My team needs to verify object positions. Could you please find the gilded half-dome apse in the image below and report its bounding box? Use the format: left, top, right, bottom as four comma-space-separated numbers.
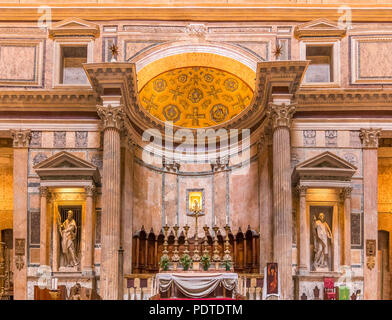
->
138, 66, 254, 128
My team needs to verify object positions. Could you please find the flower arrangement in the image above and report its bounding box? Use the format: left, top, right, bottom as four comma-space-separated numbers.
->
179, 254, 192, 271
159, 255, 170, 271
201, 254, 211, 271
223, 259, 232, 271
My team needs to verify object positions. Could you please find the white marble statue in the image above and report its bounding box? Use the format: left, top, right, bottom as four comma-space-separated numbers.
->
312, 212, 332, 270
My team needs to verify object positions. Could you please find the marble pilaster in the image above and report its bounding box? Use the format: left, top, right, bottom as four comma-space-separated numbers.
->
10, 129, 31, 300
297, 185, 308, 274
267, 98, 295, 300
360, 128, 381, 300
97, 104, 125, 300
340, 187, 352, 268
81, 185, 96, 275
39, 186, 50, 266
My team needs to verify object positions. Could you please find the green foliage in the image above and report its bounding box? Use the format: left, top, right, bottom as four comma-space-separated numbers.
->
179, 254, 192, 270
201, 254, 211, 270
223, 259, 232, 271
159, 255, 170, 271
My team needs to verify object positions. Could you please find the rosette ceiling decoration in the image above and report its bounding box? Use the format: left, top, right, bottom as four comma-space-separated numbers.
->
138, 66, 254, 128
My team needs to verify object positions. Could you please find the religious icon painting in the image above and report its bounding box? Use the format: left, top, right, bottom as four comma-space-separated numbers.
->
266, 262, 279, 295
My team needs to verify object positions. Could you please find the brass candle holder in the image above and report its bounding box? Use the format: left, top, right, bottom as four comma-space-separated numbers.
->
223, 224, 232, 262
162, 224, 170, 260
212, 225, 221, 262
172, 224, 180, 262
202, 225, 209, 256
183, 224, 190, 255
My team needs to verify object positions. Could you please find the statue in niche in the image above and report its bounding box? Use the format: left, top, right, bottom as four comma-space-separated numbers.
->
312, 212, 332, 270
57, 210, 79, 267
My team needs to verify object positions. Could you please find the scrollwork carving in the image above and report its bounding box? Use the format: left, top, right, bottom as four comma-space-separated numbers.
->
10, 129, 31, 148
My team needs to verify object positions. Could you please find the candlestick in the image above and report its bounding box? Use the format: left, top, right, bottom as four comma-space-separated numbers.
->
183, 224, 190, 256
162, 224, 170, 260
202, 225, 210, 256
172, 224, 180, 262
223, 224, 232, 262
212, 225, 221, 262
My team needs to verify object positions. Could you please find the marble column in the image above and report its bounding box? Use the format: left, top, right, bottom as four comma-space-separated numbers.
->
258, 132, 273, 273
81, 185, 96, 275
341, 187, 352, 268
39, 186, 50, 266
267, 99, 295, 300
10, 129, 31, 300
360, 128, 381, 300
297, 185, 308, 274
121, 135, 135, 298
97, 104, 125, 300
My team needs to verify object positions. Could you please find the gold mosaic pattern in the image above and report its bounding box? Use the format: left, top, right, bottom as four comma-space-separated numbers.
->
139, 66, 254, 128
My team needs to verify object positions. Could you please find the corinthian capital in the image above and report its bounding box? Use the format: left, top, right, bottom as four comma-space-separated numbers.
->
340, 186, 352, 200
10, 129, 31, 148
85, 185, 96, 197
97, 104, 125, 131
266, 102, 296, 131
360, 128, 381, 149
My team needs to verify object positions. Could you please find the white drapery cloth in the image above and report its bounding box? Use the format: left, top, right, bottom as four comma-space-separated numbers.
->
156, 272, 238, 299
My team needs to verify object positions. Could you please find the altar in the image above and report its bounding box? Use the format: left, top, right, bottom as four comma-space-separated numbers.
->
155, 272, 238, 299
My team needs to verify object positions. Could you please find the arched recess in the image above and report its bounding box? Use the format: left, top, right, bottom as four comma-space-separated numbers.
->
130, 41, 260, 91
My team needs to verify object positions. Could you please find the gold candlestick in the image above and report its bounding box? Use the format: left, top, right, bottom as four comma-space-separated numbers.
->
183, 224, 190, 255
223, 224, 232, 262
162, 224, 170, 260
172, 224, 180, 262
190, 206, 202, 262
212, 225, 221, 262
202, 225, 210, 256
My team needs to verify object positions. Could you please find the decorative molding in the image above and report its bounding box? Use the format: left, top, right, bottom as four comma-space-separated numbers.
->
266, 102, 296, 131
10, 129, 31, 148
359, 128, 381, 149
162, 157, 180, 173
293, 151, 357, 184
0, 90, 97, 111
294, 18, 347, 39
185, 23, 208, 38
49, 17, 100, 39
211, 156, 229, 172
297, 89, 392, 110
96, 104, 125, 131
34, 151, 100, 184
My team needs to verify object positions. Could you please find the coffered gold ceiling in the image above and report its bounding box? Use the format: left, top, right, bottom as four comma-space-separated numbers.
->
138, 66, 254, 128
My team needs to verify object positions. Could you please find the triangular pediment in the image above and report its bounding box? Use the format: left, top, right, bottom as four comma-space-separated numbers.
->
294, 18, 347, 39
294, 151, 356, 181
34, 151, 100, 183
49, 18, 100, 39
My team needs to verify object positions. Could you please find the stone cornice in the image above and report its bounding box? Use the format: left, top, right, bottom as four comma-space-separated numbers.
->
296, 89, 392, 110
0, 90, 98, 111
1, 5, 392, 22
